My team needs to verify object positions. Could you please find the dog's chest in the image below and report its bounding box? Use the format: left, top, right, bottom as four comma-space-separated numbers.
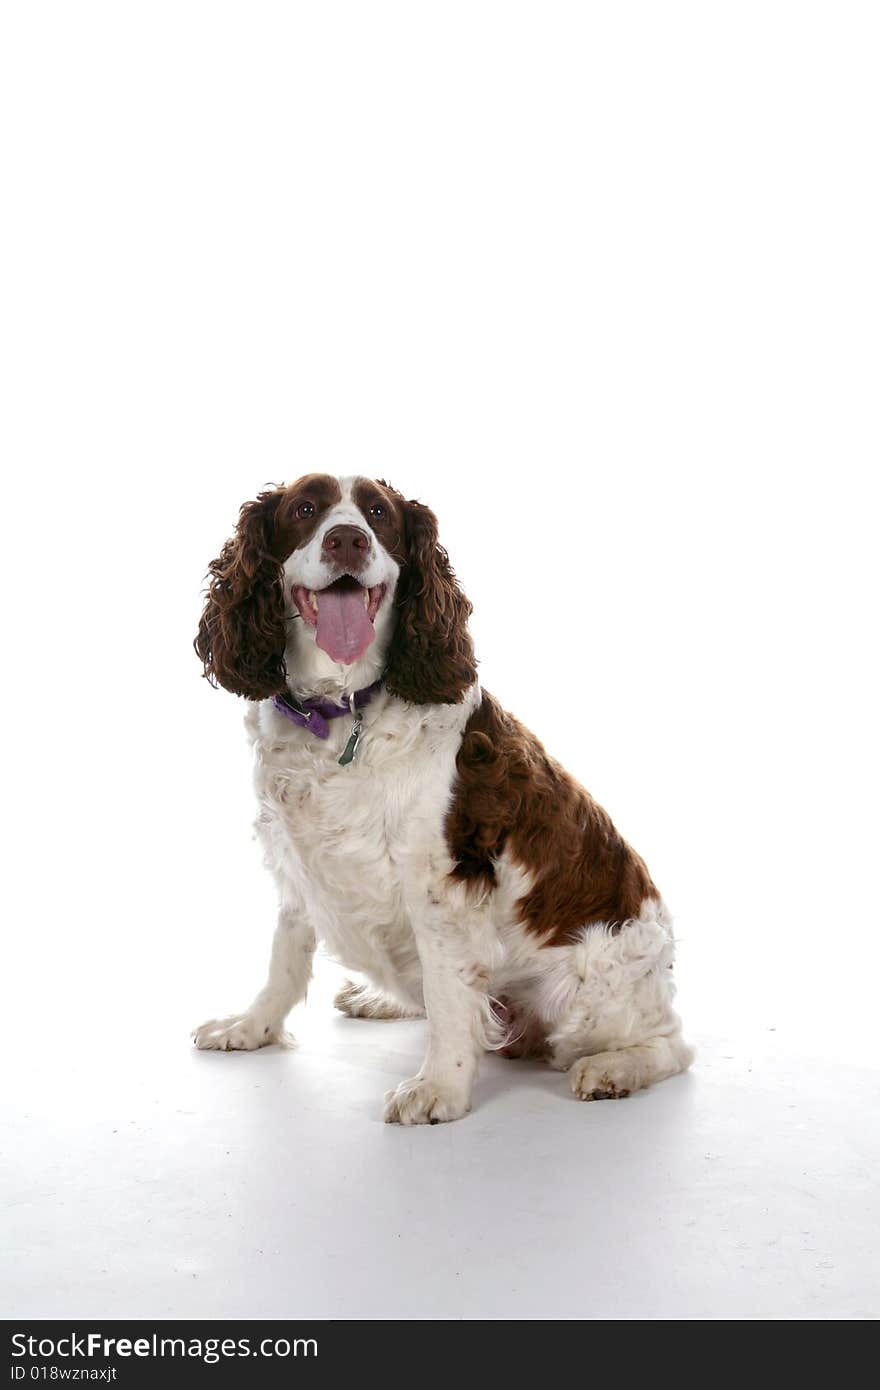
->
247, 693, 473, 951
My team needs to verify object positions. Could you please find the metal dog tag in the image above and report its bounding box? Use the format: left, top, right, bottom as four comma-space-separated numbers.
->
338, 707, 364, 767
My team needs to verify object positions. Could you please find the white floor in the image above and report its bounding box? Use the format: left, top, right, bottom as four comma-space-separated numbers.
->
3, 958, 877, 1321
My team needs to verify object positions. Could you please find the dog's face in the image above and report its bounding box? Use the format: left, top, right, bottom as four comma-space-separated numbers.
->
282, 475, 405, 674
195, 474, 476, 704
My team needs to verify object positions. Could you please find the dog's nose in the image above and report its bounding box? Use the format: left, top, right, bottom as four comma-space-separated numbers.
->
322, 524, 370, 570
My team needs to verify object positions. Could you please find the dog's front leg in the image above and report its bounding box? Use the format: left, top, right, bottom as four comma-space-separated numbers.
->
384, 882, 495, 1126
193, 904, 316, 1051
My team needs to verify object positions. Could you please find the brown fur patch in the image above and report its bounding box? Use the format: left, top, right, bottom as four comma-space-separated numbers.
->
351, 478, 407, 563
445, 692, 658, 945
367, 481, 477, 705
284, 474, 344, 547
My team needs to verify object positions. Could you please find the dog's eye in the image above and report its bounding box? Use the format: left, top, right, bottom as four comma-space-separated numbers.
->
369, 504, 385, 519
296, 501, 316, 520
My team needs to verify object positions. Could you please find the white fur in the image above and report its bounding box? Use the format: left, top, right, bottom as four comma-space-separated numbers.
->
195, 480, 692, 1122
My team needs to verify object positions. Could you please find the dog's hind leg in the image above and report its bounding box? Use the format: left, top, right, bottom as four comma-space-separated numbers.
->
334, 979, 424, 1020
536, 899, 694, 1101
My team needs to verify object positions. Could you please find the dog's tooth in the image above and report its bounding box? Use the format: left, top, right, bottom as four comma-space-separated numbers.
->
309, 591, 318, 610
362, 588, 370, 608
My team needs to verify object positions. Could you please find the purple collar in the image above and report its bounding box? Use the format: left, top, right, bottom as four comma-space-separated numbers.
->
271, 680, 383, 740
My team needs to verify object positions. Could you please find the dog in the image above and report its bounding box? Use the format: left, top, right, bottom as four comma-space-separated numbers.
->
193, 474, 692, 1123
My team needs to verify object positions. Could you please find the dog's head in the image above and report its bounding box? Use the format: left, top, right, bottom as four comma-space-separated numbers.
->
195, 475, 476, 703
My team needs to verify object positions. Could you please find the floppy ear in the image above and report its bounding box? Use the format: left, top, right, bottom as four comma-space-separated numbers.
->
194, 488, 290, 699
383, 496, 477, 704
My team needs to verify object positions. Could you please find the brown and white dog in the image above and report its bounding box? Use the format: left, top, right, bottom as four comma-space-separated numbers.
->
194, 475, 692, 1123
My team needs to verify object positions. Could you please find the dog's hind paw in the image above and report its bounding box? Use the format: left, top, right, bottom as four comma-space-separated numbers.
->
335, 980, 422, 1020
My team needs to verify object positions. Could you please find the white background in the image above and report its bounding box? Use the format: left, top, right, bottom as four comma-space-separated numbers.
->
2, 2, 878, 1321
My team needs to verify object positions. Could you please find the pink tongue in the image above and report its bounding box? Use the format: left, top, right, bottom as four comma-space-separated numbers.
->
315, 588, 375, 664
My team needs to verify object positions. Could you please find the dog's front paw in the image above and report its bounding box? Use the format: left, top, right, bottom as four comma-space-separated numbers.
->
192, 1014, 289, 1052
383, 1074, 471, 1126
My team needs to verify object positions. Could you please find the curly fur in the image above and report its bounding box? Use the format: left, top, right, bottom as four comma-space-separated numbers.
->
380, 489, 477, 705
194, 489, 291, 700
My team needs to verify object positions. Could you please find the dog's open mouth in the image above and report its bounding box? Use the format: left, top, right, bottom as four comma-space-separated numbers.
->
292, 575, 386, 665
